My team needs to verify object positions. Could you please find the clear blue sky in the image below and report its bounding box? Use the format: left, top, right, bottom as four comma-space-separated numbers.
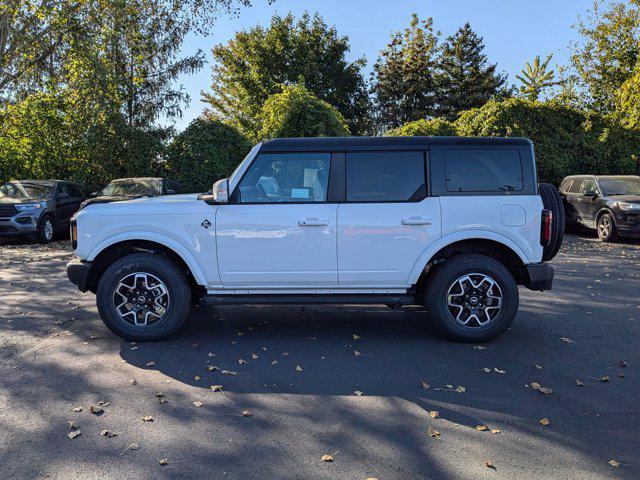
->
172, 0, 596, 131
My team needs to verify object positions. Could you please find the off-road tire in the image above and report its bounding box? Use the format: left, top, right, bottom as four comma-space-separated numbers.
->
424, 254, 519, 343
96, 253, 192, 341
539, 183, 564, 261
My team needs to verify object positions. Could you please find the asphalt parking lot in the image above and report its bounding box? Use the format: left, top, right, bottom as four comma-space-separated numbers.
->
0, 234, 638, 479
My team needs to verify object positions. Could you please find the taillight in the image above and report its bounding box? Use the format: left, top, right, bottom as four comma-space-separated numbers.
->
540, 209, 552, 246
70, 219, 77, 249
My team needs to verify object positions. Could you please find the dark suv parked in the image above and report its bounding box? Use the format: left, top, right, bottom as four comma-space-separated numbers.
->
560, 175, 640, 242
80, 177, 184, 210
0, 180, 87, 243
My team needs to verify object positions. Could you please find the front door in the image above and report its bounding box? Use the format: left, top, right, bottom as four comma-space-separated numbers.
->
576, 178, 599, 225
337, 150, 441, 286
216, 152, 338, 288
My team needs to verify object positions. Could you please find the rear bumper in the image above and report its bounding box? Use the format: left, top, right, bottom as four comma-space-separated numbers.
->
67, 258, 92, 292
524, 263, 554, 291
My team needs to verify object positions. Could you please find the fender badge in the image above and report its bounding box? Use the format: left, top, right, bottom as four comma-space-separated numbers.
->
201, 219, 212, 229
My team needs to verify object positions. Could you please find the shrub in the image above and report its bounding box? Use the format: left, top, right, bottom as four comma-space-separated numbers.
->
258, 84, 350, 140
385, 118, 458, 137
167, 117, 251, 193
454, 98, 639, 184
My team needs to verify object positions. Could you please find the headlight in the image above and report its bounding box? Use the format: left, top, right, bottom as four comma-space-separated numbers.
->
618, 202, 640, 211
15, 202, 44, 211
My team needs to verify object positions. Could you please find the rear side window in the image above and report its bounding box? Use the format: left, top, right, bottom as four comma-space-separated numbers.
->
445, 149, 523, 192
346, 151, 426, 202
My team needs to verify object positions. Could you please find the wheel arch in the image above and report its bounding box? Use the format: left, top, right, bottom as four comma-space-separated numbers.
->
410, 236, 529, 297
85, 236, 207, 295
595, 207, 615, 224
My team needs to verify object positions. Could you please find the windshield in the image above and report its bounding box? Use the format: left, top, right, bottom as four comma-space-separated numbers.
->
599, 177, 640, 195
0, 181, 54, 199
100, 179, 161, 197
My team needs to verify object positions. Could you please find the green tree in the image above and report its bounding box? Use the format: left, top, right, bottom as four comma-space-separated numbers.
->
571, 0, 640, 113
203, 13, 369, 138
616, 66, 640, 130
385, 117, 457, 137
257, 83, 349, 140
516, 54, 560, 101
371, 14, 441, 131
167, 117, 251, 193
437, 23, 508, 119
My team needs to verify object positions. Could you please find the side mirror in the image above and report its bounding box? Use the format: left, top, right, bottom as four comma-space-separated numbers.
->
584, 190, 598, 198
91, 191, 100, 197
212, 178, 229, 204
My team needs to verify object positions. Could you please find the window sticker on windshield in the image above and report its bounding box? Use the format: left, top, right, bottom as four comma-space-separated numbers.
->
291, 188, 310, 199
303, 169, 318, 188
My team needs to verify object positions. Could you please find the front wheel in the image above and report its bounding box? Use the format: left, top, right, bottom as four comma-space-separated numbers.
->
96, 253, 192, 341
424, 254, 519, 342
37, 215, 54, 243
597, 213, 619, 242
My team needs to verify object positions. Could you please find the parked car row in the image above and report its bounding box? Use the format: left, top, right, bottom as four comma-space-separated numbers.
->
0, 177, 184, 243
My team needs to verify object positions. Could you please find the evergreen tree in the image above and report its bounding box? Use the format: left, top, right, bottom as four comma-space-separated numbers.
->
371, 14, 441, 131
437, 23, 508, 119
516, 54, 560, 101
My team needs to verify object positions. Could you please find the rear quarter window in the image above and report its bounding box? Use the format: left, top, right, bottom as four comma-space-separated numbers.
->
445, 149, 524, 193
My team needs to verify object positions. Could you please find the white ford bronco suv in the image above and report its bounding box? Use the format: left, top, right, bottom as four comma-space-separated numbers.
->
67, 137, 563, 342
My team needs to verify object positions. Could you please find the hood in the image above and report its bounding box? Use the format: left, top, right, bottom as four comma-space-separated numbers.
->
609, 194, 640, 204
0, 196, 44, 204
79, 193, 200, 210
80, 195, 146, 209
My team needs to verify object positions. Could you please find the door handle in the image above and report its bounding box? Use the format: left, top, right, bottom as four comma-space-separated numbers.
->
298, 218, 329, 226
401, 217, 432, 226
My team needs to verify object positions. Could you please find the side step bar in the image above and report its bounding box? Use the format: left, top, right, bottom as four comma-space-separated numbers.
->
203, 294, 418, 306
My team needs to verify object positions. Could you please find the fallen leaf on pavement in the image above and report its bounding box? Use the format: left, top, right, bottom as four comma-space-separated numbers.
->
193, 401, 203, 408
272, 360, 278, 365
101, 430, 117, 437
321, 454, 334, 462
155, 392, 164, 398
68, 421, 78, 428
120, 443, 140, 455
354, 351, 361, 356
242, 410, 252, 417
296, 365, 303, 372
473, 345, 486, 350
539, 417, 550, 426
211, 385, 223, 392
455, 386, 466, 393
141, 415, 154, 422
485, 460, 496, 470
429, 411, 439, 419
68, 430, 81, 439
608, 460, 620, 468
491, 429, 501, 434
206, 365, 217, 371
72, 406, 82, 412
421, 381, 429, 389
494, 368, 506, 374
620, 361, 629, 368
220, 370, 237, 376
535, 364, 543, 370
159, 458, 169, 466
427, 426, 441, 438
89, 405, 104, 415
600, 376, 609, 382
251, 354, 258, 360
560, 337, 575, 344
354, 390, 363, 396
145, 361, 156, 367
530, 382, 552, 395
129, 379, 138, 385
194, 376, 201, 381
475, 425, 489, 431
352, 334, 361, 340
576, 379, 584, 386
482, 367, 491, 373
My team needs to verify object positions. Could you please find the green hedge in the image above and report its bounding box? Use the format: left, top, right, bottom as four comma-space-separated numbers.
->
167, 117, 251, 193
385, 118, 457, 137
387, 98, 639, 185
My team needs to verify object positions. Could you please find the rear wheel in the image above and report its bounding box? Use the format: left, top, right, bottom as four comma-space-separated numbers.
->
96, 253, 191, 341
597, 212, 619, 242
539, 183, 564, 261
424, 254, 519, 342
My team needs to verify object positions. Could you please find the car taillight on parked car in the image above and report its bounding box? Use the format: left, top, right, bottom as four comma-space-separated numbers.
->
540, 209, 552, 246
70, 219, 77, 249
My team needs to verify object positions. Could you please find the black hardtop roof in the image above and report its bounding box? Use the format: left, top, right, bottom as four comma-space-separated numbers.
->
564, 174, 640, 179
260, 136, 532, 152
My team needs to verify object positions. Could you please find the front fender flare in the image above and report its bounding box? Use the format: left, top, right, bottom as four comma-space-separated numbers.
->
87, 231, 208, 286
406, 230, 530, 285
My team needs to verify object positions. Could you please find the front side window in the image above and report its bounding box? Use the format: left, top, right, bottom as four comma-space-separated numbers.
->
599, 177, 640, 195
346, 151, 426, 202
580, 179, 597, 195
0, 181, 54, 199
445, 149, 524, 192
236, 153, 331, 203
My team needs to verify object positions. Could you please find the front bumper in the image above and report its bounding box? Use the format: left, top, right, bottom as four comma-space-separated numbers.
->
67, 258, 92, 292
0, 214, 39, 237
524, 263, 554, 291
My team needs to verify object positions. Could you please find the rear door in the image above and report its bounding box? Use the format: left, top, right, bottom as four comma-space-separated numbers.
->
337, 150, 441, 287
216, 151, 339, 288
